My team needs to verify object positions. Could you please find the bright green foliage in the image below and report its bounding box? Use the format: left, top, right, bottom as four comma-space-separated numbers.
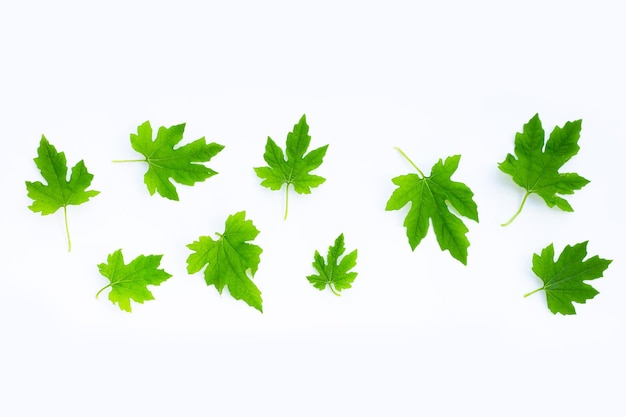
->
525, 241, 612, 315
386, 148, 479, 265
115, 121, 224, 200
307, 233, 358, 296
96, 249, 173, 313
186, 211, 263, 312
499, 114, 590, 225
254, 114, 328, 219
26, 136, 99, 251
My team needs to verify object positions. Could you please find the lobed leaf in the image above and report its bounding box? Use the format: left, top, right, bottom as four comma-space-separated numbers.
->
526, 241, 612, 315
25, 136, 99, 251
499, 114, 589, 224
254, 114, 328, 219
96, 249, 173, 313
307, 233, 358, 295
119, 121, 224, 200
386, 151, 478, 265
186, 211, 263, 312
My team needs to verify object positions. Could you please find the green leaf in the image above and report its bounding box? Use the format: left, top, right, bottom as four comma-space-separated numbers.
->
186, 211, 263, 312
25, 136, 99, 251
499, 114, 590, 225
524, 241, 612, 315
96, 249, 173, 313
254, 114, 328, 219
115, 121, 224, 200
307, 233, 358, 295
385, 148, 479, 265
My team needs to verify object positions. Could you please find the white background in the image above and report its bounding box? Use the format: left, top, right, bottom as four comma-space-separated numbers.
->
1, 1, 624, 415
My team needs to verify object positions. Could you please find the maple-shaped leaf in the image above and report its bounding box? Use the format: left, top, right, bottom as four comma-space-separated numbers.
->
96, 249, 173, 312
186, 211, 263, 312
26, 136, 99, 251
307, 233, 358, 295
114, 121, 224, 200
524, 241, 612, 315
499, 114, 590, 225
254, 114, 328, 219
385, 148, 479, 265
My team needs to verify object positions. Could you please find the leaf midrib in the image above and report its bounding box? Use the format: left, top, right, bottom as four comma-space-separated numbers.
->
526, 139, 564, 193
110, 262, 160, 287
543, 262, 602, 290
44, 143, 73, 205
219, 235, 258, 301
423, 174, 465, 255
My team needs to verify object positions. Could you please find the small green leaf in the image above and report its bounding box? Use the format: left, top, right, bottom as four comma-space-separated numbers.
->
254, 114, 328, 219
524, 241, 612, 315
96, 249, 173, 313
386, 148, 478, 265
186, 211, 264, 312
26, 136, 99, 251
499, 114, 590, 225
115, 121, 224, 200
307, 233, 358, 295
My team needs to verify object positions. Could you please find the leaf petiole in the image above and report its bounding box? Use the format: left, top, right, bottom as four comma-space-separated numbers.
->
284, 183, 290, 220
501, 191, 530, 226
95, 283, 112, 299
112, 159, 146, 163
524, 287, 543, 298
394, 147, 425, 177
329, 284, 341, 296
64, 206, 71, 252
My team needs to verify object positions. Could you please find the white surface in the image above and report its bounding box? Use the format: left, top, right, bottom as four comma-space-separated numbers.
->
1, 1, 624, 415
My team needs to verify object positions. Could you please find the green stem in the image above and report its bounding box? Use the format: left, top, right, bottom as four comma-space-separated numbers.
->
95, 283, 112, 299
394, 147, 425, 177
523, 287, 543, 298
284, 183, 290, 220
501, 191, 530, 226
64, 206, 71, 252
329, 284, 341, 296
112, 159, 145, 163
